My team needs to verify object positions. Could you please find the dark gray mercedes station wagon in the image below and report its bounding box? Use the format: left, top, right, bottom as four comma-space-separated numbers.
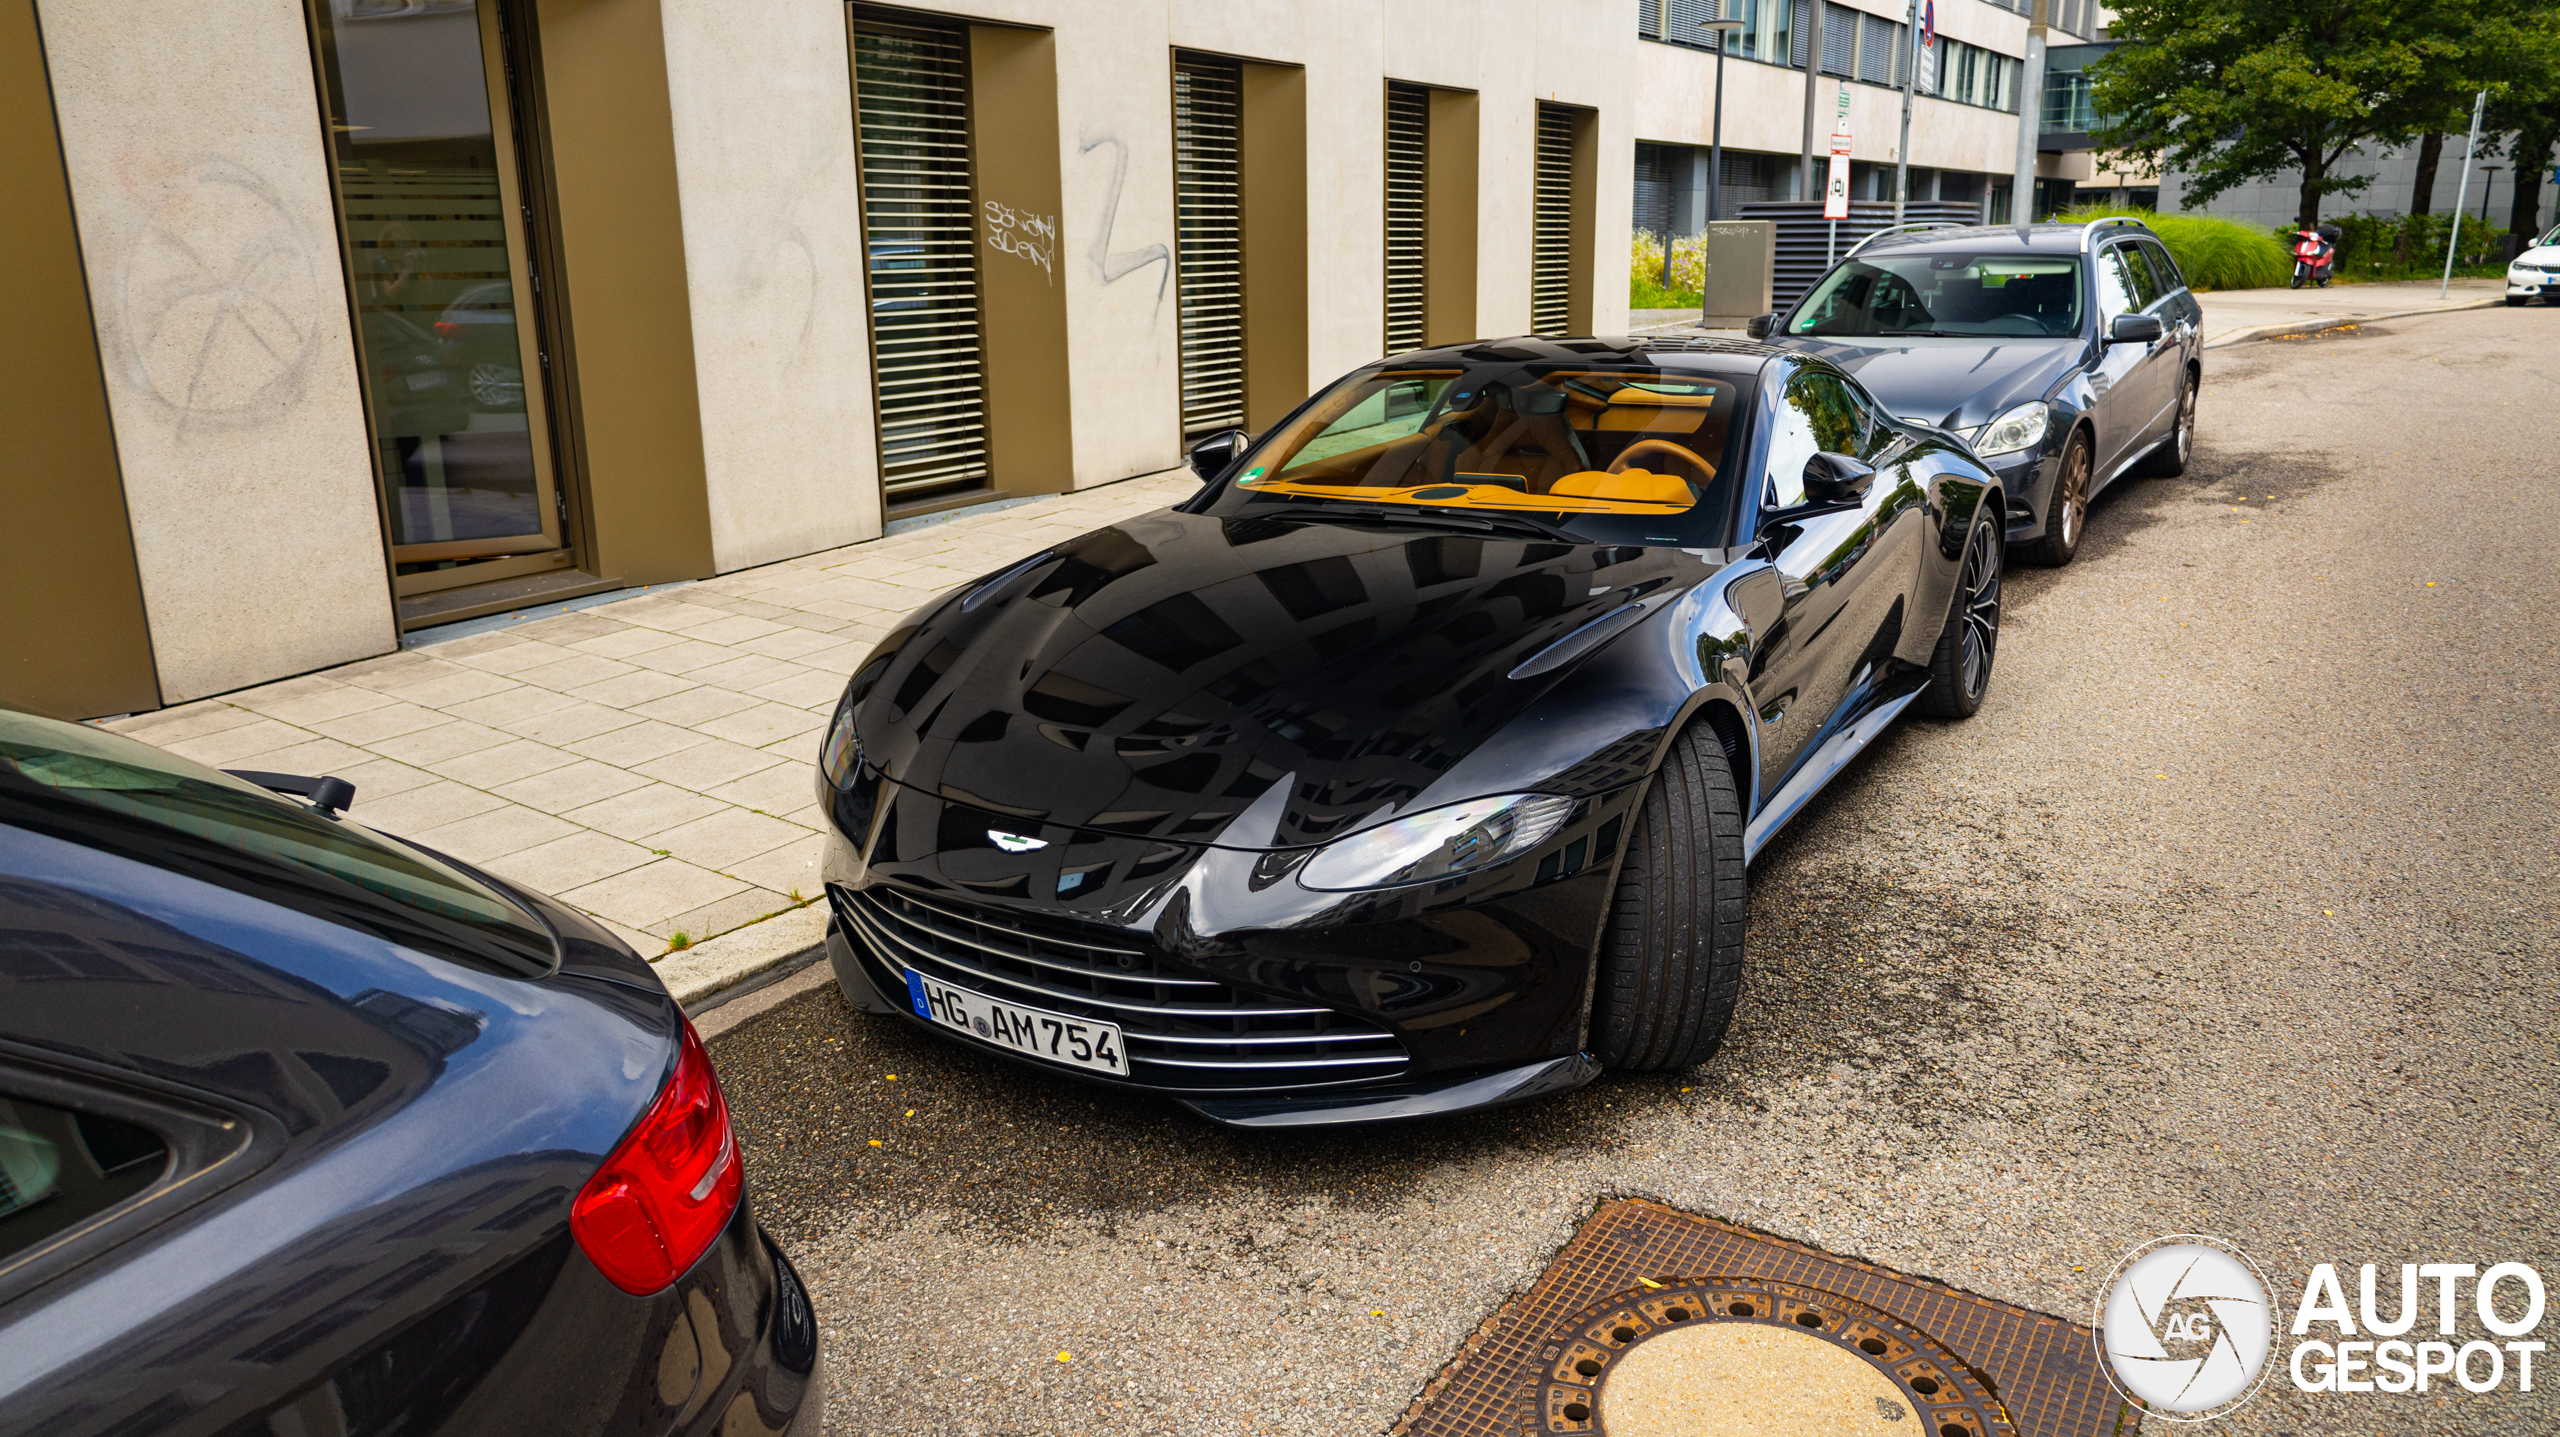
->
1754, 218, 2205, 566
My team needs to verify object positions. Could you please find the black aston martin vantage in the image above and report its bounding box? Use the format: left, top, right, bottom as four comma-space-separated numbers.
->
813, 338, 2005, 1127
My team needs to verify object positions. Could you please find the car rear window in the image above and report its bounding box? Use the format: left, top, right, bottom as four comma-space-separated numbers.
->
0, 1094, 167, 1269
0, 711, 556, 978
1789, 253, 2085, 338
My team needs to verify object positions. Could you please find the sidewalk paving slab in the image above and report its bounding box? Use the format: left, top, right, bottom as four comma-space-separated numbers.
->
102, 471, 1199, 983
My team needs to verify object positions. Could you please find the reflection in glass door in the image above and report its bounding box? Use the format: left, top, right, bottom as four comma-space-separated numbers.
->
308, 0, 567, 597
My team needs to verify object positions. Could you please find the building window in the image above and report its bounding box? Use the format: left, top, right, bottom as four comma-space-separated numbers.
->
1531, 103, 1577, 337
1383, 81, 1429, 354
851, 11, 991, 504
1930, 36, 2019, 112
306, 0, 572, 601
1172, 54, 1246, 436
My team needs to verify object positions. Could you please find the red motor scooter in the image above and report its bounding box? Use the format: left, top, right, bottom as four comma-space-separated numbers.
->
2289, 224, 2340, 288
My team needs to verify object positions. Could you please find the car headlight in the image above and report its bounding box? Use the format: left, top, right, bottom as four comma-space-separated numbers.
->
1971, 401, 2051, 458
1298, 793, 1575, 891
820, 690, 862, 788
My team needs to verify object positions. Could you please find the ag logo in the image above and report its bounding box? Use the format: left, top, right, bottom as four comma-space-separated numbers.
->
988, 830, 1047, 853
2096, 1236, 2275, 1420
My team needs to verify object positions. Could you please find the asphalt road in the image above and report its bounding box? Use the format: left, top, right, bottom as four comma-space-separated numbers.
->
711, 306, 2560, 1436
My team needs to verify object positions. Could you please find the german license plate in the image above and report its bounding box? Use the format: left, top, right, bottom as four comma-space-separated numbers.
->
905, 971, 1128, 1076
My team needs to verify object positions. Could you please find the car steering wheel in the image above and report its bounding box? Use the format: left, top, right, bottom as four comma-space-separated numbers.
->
1607, 438, 1730, 481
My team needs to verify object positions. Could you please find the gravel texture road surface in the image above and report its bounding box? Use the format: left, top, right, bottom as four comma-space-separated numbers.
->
711, 307, 2559, 1436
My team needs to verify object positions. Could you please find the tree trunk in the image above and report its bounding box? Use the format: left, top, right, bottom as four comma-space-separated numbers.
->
2409, 132, 2444, 216
2297, 152, 2325, 230
2509, 126, 2556, 247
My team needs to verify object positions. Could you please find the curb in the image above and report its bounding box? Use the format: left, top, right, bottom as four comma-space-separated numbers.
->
2202, 295, 2502, 350
656, 903, 827, 1009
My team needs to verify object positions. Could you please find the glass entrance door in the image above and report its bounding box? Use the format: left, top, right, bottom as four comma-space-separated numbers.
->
308, 0, 568, 596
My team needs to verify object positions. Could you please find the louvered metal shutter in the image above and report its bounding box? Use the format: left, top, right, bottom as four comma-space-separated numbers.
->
1859, 13, 1898, 84
1821, 1, 1854, 75
1633, 142, 1676, 242
1531, 103, 1574, 338
1173, 55, 1246, 435
1384, 82, 1429, 354
851, 16, 988, 501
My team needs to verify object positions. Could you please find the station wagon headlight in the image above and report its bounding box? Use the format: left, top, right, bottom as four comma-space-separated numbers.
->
1299, 793, 1575, 891
1971, 401, 2051, 458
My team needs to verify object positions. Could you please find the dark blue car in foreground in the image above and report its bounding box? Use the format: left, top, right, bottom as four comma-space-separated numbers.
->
0, 709, 818, 1437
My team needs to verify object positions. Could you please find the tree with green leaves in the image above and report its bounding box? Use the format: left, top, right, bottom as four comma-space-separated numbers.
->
2485, 7, 2560, 242
2090, 0, 2533, 228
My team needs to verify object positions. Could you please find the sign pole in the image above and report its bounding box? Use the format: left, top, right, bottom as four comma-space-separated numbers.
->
2442, 89, 2487, 299
1894, 0, 1922, 225
2012, 0, 2047, 232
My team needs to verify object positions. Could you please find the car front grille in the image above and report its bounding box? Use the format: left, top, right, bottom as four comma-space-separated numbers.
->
831, 884, 1410, 1092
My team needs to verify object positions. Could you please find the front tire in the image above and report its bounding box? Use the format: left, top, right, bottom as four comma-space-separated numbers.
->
1917, 513, 2002, 720
2016, 430, 2091, 567
2508, 295, 2531, 306
1592, 722, 1745, 1072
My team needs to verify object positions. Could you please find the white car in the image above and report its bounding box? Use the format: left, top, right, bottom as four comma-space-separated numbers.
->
2506, 223, 2560, 305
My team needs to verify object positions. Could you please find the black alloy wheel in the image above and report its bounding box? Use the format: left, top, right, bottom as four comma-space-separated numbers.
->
1918, 515, 2001, 720
2017, 431, 2092, 566
2134, 371, 2197, 478
1592, 721, 1745, 1071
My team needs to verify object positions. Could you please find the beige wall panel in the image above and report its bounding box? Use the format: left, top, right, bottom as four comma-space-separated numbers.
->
1237, 62, 1309, 431
533, 0, 717, 587
2, 0, 158, 719
37, 0, 396, 701
971, 25, 1074, 495
661, 0, 882, 571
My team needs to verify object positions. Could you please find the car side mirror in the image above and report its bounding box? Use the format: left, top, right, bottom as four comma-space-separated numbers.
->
1801, 452, 1877, 505
1745, 312, 1779, 340
2108, 313, 2164, 345
1186, 428, 1248, 482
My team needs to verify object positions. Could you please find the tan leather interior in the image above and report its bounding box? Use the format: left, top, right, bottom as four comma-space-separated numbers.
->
1549, 469, 1692, 504
1606, 438, 1716, 499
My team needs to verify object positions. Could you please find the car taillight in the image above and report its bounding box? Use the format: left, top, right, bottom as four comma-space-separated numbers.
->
570, 1017, 742, 1294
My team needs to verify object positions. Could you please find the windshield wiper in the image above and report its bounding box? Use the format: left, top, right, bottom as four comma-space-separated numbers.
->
1304, 503, 1582, 543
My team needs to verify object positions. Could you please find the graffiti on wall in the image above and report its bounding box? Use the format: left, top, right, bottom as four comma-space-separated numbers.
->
983, 200, 1057, 282
1074, 133, 1169, 319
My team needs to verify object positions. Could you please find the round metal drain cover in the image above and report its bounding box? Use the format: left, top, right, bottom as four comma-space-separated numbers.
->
1529, 1278, 2012, 1437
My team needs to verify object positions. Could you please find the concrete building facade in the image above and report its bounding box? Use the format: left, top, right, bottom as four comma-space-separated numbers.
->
33, 0, 2094, 721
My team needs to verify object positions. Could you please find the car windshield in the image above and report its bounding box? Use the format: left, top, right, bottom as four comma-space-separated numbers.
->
1788, 253, 2084, 338
1202, 362, 1749, 546
0, 710, 557, 976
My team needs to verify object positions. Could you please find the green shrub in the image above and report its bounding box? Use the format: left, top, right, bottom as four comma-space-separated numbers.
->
1629, 230, 1705, 309
2052, 205, 2290, 290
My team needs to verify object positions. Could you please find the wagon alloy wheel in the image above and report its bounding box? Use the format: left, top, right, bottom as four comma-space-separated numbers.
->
1918, 515, 2001, 719
2019, 432, 2091, 566
2134, 371, 2197, 477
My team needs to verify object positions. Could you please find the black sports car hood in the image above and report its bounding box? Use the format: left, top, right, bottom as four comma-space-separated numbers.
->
1776, 335, 2082, 431
847, 511, 1726, 850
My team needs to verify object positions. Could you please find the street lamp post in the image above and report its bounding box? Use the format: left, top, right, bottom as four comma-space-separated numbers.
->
1664, 13, 1748, 291
2478, 165, 2502, 223
1705, 15, 1744, 225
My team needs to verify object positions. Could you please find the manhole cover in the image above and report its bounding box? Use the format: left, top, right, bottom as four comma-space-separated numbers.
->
1531, 1278, 2007, 1436
1399, 1201, 2127, 1437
